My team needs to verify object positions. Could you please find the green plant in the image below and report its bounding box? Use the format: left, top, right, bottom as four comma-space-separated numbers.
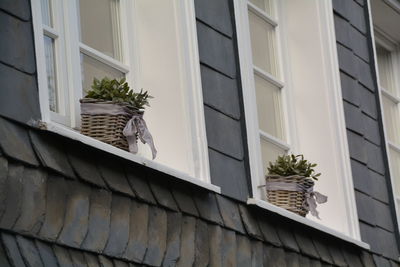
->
85, 77, 152, 110
267, 154, 321, 180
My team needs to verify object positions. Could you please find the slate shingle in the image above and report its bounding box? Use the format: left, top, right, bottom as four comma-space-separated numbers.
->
276, 226, 300, 253
340, 72, 360, 107
0, 237, 11, 267
0, 0, 31, 20
236, 234, 251, 267
285, 251, 300, 267
263, 245, 287, 267
13, 167, 47, 234
221, 229, 236, 267
251, 240, 263, 267
194, 0, 233, 37
123, 200, 149, 262
194, 219, 209, 267
360, 251, 376, 267
355, 57, 374, 90
53, 245, 74, 267
114, 259, 129, 267
125, 165, 156, 204
84, 252, 101, 267
359, 85, 377, 119
1, 233, 27, 267
69, 249, 87, 267
17, 235, 46, 267
373, 255, 391, 267
57, 181, 91, 248
365, 140, 385, 175
327, 242, 347, 267
0, 157, 8, 220
104, 195, 131, 257
208, 225, 223, 267
148, 179, 178, 211
299, 255, 311, 267
342, 247, 363, 267
215, 195, 245, 233
258, 217, 282, 247
82, 188, 112, 253
162, 212, 182, 267
373, 200, 394, 231
294, 231, 320, 259
35, 241, 59, 267
337, 44, 356, 78
39, 175, 67, 241
312, 237, 334, 264
176, 216, 196, 267
347, 130, 367, 164
333, 0, 351, 20
143, 206, 168, 267
193, 191, 223, 225
171, 187, 199, 217
238, 204, 263, 240
98, 255, 114, 267
0, 117, 39, 166
343, 101, 364, 135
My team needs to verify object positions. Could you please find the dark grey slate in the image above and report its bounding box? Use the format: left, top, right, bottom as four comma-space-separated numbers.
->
69, 250, 88, 267
192, 191, 223, 225
349, 1, 367, 34
1, 233, 27, 267
14, 167, 47, 234
123, 200, 149, 262
341, 248, 363, 267
238, 204, 263, 240
365, 141, 385, 174
236, 234, 251, 267
98, 255, 114, 267
97, 157, 134, 197
82, 188, 112, 253
162, 212, 182, 267
0, 157, 9, 220
373, 200, 394, 231
0, 163, 24, 229
84, 253, 101, 267
334, 15, 351, 49
148, 180, 178, 211
351, 160, 371, 196
29, 131, 76, 179
194, 219, 209, 267
263, 245, 287, 267
16, 236, 44, 267
67, 144, 106, 188
310, 259, 323, 267
176, 216, 196, 267
53, 245, 74, 267
327, 243, 347, 267
221, 229, 236, 267
208, 149, 249, 201
391, 260, 400, 267
340, 72, 360, 107
0, 238, 11, 267
360, 251, 376, 267
369, 170, 389, 203
208, 225, 222, 267
39, 175, 67, 241
258, 217, 281, 247
299, 256, 311, 267
0, 117, 39, 166
104, 195, 131, 257
337, 44, 356, 78
143, 206, 167, 267
343, 102, 364, 135
196, 21, 236, 78
347, 130, 367, 164
171, 188, 199, 217
285, 251, 300, 267
204, 106, 243, 160
194, 0, 233, 37
350, 26, 369, 62
113, 260, 129, 267
373, 255, 391, 267
276, 227, 300, 253
251, 241, 263, 267
57, 181, 91, 248
125, 165, 156, 204
215, 195, 245, 233
0, 12, 35, 73
333, 0, 351, 20
355, 57, 374, 90
373, 227, 399, 259
294, 231, 320, 259
359, 85, 377, 118
36, 241, 59, 267
362, 114, 380, 145
201, 65, 240, 119
0, 64, 40, 124
312, 238, 333, 264
0, 0, 31, 20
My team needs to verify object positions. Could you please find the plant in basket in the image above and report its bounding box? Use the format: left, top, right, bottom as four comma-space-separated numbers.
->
80, 77, 157, 159
265, 154, 327, 218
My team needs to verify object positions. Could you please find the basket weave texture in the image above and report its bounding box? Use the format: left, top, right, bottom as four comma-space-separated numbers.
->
80, 98, 138, 151
265, 175, 314, 217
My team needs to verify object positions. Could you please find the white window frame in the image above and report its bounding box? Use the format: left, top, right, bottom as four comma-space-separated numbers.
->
31, 0, 217, 192
234, 0, 366, 247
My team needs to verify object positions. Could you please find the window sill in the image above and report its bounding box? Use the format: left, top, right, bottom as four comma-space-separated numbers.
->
247, 198, 370, 250
45, 122, 221, 194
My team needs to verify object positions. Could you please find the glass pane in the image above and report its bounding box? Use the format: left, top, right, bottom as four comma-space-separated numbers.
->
249, 0, 273, 16
260, 138, 286, 175
40, 0, 52, 26
44, 36, 58, 112
389, 147, 400, 196
376, 46, 395, 94
382, 94, 400, 144
81, 53, 124, 95
249, 10, 278, 76
79, 0, 122, 60
255, 74, 285, 139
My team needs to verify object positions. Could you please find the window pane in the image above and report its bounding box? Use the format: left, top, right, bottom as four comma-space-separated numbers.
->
382, 94, 400, 144
389, 147, 400, 197
44, 36, 58, 112
377, 46, 395, 94
249, 0, 273, 16
260, 138, 286, 175
249, 10, 278, 76
40, 0, 52, 26
255, 74, 285, 139
81, 54, 124, 95
79, 0, 122, 60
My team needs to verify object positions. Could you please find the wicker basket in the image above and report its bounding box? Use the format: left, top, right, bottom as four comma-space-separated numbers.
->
80, 98, 139, 151
265, 175, 314, 217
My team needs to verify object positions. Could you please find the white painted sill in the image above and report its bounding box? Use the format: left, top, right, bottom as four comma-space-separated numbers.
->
247, 198, 371, 250
44, 122, 221, 193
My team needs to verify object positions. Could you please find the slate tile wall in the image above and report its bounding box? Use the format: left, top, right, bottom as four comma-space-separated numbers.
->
333, 0, 400, 262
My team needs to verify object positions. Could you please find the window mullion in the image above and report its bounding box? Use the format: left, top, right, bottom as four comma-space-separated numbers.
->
253, 65, 284, 88
259, 130, 290, 150
247, 2, 278, 27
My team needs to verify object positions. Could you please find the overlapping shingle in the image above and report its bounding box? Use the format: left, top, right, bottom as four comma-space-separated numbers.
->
236, 234, 251, 267
162, 212, 182, 267
176, 216, 196, 267
35, 241, 59, 267
171, 187, 199, 217
143, 206, 167, 266
125, 165, 156, 204
193, 191, 223, 225
238, 204, 263, 240
216, 195, 245, 234
221, 228, 236, 266
1, 233, 27, 267
194, 219, 209, 267
149, 180, 178, 211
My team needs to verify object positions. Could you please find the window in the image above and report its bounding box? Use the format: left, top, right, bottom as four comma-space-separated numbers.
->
235, 0, 361, 239
32, 0, 210, 183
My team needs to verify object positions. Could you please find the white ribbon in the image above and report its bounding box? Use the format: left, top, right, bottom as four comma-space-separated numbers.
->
81, 101, 157, 158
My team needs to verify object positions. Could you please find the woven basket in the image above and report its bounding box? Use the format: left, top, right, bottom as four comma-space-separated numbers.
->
265, 175, 314, 217
80, 98, 138, 151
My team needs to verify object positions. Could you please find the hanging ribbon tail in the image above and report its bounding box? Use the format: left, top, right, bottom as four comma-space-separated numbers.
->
135, 116, 157, 159
123, 118, 139, 154
304, 191, 328, 219
313, 191, 328, 204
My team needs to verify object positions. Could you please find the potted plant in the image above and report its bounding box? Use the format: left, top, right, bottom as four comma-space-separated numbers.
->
265, 154, 327, 218
80, 77, 157, 159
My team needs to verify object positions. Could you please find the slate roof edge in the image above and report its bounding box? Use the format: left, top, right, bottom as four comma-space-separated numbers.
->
247, 198, 371, 250
45, 121, 221, 194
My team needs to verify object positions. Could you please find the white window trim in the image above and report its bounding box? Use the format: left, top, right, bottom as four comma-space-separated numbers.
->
31, 0, 214, 189
234, 0, 363, 243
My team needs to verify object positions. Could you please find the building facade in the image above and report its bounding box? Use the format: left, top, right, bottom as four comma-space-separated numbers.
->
0, 0, 399, 266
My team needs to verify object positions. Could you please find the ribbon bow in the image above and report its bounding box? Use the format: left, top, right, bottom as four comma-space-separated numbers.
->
303, 190, 328, 219
123, 114, 157, 159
